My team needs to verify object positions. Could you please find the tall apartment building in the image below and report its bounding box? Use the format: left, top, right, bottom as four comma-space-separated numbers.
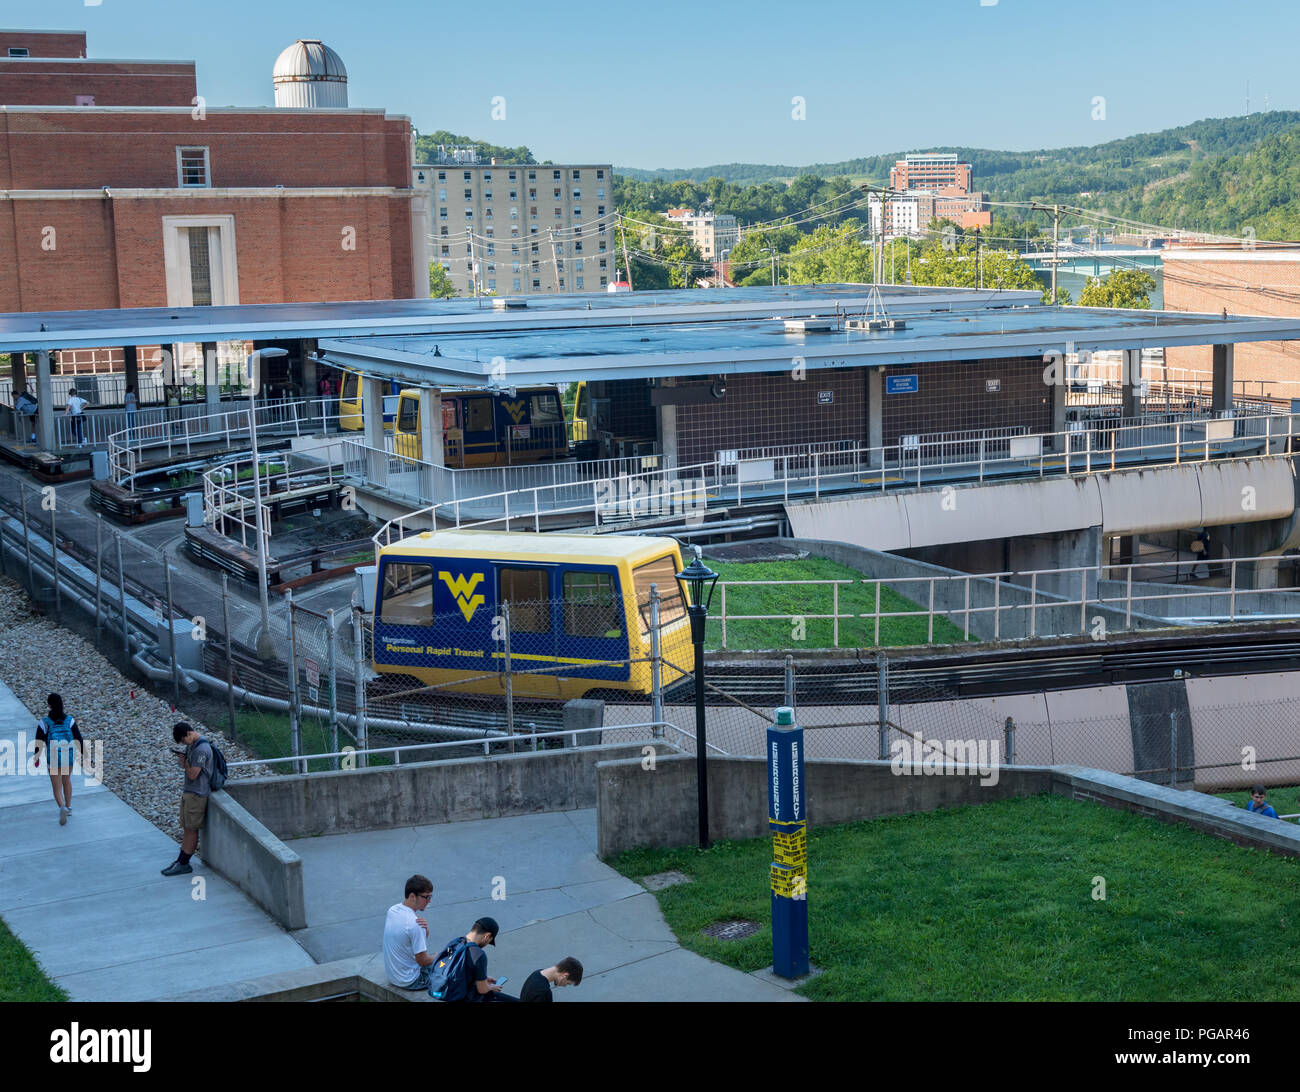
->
415, 159, 614, 294
867, 193, 920, 239
665, 208, 739, 261
889, 152, 973, 192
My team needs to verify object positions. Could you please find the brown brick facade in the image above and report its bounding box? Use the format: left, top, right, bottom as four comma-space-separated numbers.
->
0, 61, 197, 106
880, 356, 1051, 447
0, 32, 87, 58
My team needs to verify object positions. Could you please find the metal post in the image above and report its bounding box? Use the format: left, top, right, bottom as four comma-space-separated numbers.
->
1079, 569, 1088, 635
877, 652, 889, 760
691, 601, 710, 848
50, 498, 60, 616
286, 588, 302, 774
94, 515, 103, 641
221, 574, 237, 741
649, 585, 663, 737
873, 580, 881, 646
1030, 573, 1038, 638
116, 531, 128, 659
327, 607, 339, 770
502, 601, 515, 752
1004, 717, 1016, 766
352, 605, 368, 769
1229, 560, 1237, 621
1169, 711, 1177, 788
993, 577, 1001, 641
719, 583, 727, 650
20, 486, 32, 592
163, 556, 179, 703
832, 582, 839, 647
784, 653, 795, 712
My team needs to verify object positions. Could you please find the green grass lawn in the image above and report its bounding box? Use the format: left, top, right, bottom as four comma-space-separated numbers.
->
703, 557, 973, 651
611, 794, 1300, 1001
232, 709, 391, 774
0, 918, 66, 1002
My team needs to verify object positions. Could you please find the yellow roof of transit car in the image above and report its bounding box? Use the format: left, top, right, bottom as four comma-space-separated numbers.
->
380, 529, 681, 566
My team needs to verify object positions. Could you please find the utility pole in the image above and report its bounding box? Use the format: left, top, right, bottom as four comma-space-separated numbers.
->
619, 214, 634, 291
549, 229, 561, 292
1033, 202, 1063, 302
975, 228, 982, 290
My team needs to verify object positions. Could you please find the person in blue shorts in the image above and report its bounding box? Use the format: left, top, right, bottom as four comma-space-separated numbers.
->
1246, 785, 1279, 819
34, 693, 82, 826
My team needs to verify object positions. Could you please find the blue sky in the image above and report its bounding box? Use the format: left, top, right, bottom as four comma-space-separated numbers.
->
13, 0, 1300, 169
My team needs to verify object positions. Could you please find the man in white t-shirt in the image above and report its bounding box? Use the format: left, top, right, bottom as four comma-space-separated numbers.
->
65, 392, 88, 445
383, 874, 434, 989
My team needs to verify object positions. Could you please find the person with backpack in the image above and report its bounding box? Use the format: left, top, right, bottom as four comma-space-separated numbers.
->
33, 693, 83, 826
428, 917, 516, 1002
15, 386, 37, 443
161, 722, 226, 876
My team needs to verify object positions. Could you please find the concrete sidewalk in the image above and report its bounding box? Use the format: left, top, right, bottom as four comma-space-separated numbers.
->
0, 681, 315, 1001
288, 809, 803, 1002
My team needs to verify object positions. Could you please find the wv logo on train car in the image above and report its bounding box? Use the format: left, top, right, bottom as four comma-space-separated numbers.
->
502, 399, 527, 425
438, 570, 486, 622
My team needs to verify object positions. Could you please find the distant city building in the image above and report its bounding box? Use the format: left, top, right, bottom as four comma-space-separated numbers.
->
888, 152, 990, 231
867, 193, 920, 239
415, 162, 614, 294
665, 208, 739, 261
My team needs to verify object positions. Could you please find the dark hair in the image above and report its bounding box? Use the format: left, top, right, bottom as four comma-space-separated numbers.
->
556, 956, 583, 985
47, 693, 63, 720
405, 874, 433, 898
1251, 784, 1267, 796
172, 722, 194, 743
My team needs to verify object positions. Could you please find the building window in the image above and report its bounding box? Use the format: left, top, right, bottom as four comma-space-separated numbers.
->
439, 188, 447, 201
511, 227, 519, 238
463, 189, 472, 199
485, 208, 493, 219
440, 226, 448, 236
573, 189, 581, 200
572, 169, 580, 181
75, 94, 96, 106
441, 245, 450, 256
600, 276, 607, 286
513, 278, 521, 291
575, 242, 583, 253
512, 261, 521, 272
599, 240, 607, 251
511, 244, 519, 255
597, 187, 605, 199
530, 226, 538, 235
533, 278, 541, 289
487, 243, 495, 256
439, 207, 448, 220
553, 170, 561, 180
509, 170, 517, 181
488, 278, 496, 291
176, 147, 210, 187
441, 261, 451, 271
484, 190, 492, 201
510, 207, 518, 219
597, 205, 605, 216
162, 215, 237, 309
576, 277, 584, 289
528, 170, 536, 181
573, 209, 581, 220
466, 244, 473, 255
509, 190, 517, 201
484, 171, 492, 181
558, 278, 565, 288
532, 262, 539, 272
437, 171, 446, 181
485, 226, 494, 237
576, 258, 584, 270
554, 208, 562, 218
529, 205, 537, 216
596, 169, 604, 179
464, 171, 472, 181
599, 258, 607, 268
465, 210, 474, 220
7, 47, 29, 57
529, 188, 537, 199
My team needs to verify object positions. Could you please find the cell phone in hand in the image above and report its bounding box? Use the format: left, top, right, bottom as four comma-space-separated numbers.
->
495, 977, 508, 987
171, 748, 187, 757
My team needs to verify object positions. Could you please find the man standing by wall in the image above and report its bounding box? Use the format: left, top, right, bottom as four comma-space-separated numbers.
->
161, 722, 212, 876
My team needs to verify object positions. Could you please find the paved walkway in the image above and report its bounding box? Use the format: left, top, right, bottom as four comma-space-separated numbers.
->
0, 681, 315, 1001
288, 809, 802, 1002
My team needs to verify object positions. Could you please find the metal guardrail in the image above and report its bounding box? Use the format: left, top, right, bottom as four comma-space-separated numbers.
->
368, 407, 1296, 539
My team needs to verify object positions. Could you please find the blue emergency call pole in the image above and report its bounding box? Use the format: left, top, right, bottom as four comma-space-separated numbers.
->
767, 706, 809, 978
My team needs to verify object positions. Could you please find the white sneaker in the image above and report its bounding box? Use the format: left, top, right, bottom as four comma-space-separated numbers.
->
58, 807, 67, 825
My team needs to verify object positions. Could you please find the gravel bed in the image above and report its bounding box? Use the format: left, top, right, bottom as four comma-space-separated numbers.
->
0, 574, 273, 844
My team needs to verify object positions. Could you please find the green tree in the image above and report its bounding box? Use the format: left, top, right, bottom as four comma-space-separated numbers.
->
429, 261, 456, 298
785, 223, 874, 285
616, 212, 709, 290
1078, 269, 1156, 308
414, 130, 534, 165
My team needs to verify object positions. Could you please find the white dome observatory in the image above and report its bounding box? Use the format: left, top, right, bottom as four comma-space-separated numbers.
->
272, 39, 348, 108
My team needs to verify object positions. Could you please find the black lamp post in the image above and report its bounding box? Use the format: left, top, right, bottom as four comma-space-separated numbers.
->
676, 547, 719, 849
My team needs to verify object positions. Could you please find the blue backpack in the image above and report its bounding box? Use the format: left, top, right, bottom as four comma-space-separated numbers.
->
428, 938, 473, 1001
200, 738, 228, 791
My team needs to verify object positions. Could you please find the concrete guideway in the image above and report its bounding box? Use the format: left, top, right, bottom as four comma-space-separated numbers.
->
286, 809, 802, 1002
0, 680, 316, 1001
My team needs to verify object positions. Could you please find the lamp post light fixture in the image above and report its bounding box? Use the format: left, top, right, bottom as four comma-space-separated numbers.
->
246, 347, 289, 661
675, 545, 720, 849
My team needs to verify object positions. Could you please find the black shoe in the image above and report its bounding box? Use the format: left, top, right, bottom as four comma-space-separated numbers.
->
161, 861, 193, 876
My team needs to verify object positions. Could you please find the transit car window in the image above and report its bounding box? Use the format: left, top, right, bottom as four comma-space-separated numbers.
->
341, 372, 359, 401
562, 571, 621, 638
632, 556, 686, 635
499, 567, 550, 633
397, 396, 418, 431
466, 397, 493, 432
441, 400, 458, 430
380, 562, 434, 626
529, 393, 562, 424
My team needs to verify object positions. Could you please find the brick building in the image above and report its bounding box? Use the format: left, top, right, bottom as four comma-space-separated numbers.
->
1161, 243, 1300, 393
887, 153, 990, 231
0, 30, 424, 384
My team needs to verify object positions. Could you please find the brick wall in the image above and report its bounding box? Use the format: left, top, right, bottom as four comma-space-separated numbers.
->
0, 61, 197, 106
0, 192, 417, 312
1162, 254, 1300, 392
0, 32, 86, 58
674, 368, 867, 467
0, 108, 412, 189
880, 356, 1050, 447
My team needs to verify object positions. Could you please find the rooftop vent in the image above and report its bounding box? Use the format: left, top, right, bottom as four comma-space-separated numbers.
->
493, 298, 528, 310
783, 318, 834, 333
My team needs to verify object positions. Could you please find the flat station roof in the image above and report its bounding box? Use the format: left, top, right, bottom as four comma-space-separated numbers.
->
3, 284, 1299, 387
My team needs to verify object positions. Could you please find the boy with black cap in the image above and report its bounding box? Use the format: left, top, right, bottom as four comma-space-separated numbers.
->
451, 916, 517, 1002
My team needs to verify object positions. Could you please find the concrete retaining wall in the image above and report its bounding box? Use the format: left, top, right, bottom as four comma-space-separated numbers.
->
596, 754, 1300, 860
229, 742, 654, 840
204, 792, 307, 931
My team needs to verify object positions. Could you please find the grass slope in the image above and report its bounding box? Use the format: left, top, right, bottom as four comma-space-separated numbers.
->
0, 918, 66, 1002
612, 794, 1300, 1001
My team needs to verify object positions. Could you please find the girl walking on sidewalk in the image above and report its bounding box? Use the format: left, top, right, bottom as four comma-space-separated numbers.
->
34, 693, 82, 825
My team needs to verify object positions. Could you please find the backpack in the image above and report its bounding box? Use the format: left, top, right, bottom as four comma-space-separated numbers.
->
428, 938, 474, 1002
201, 738, 228, 791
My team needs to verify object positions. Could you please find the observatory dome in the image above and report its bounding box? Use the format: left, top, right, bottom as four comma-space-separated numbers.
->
272, 39, 348, 108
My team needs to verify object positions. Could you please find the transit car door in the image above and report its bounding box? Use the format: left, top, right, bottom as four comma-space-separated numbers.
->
497, 565, 559, 698
556, 565, 630, 692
